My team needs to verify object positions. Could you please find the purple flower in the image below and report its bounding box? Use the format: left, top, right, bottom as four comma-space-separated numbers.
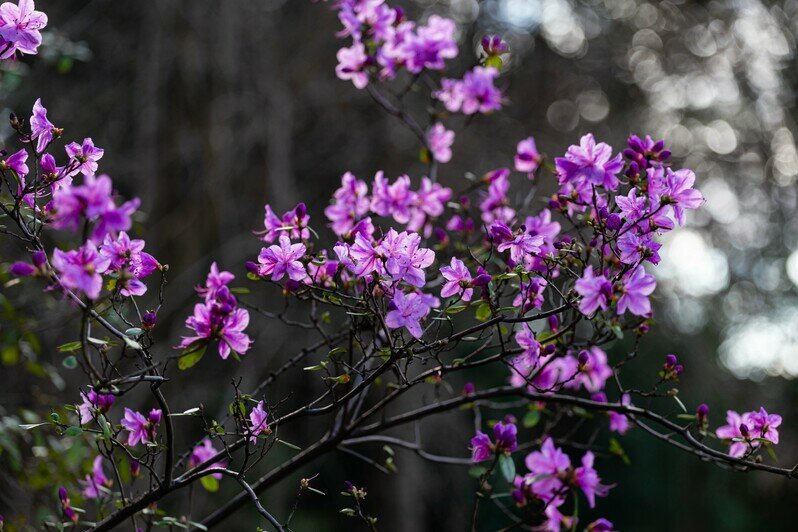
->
259, 203, 310, 243
78, 390, 115, 425
120, 407, 161, 446
381, 229, 435, 287
435, 66, 503, 115
574, 267, 612, 315
336, 41, 369, 89
29, 98, 55, 153
325, 172, 370, 237
715, 410, 749, 457
575, 451, 612, 508
9, 249, 46, 277
481, 34, 509, 56
479, 168, 514, 224
371, 172, 415, 224
51, 243, 111, 299
248, 400, 269, 443
80, 455, 110, 499
493, 421, 518, 454
65, 138, 104, 177
0, 0, 47, 58
746, 407, 782, 445
660, 168, 704, 225
346, 232, 384, 277
623, 134, 670, 172
470, 431, 492, 462
616, 265, 656, 317
512, 277, 548, 312
407, 177, 452, 232
99, 231, 159, 297
515, 136, 542, 175
179, 291, 252, 360
496, 231, 544, 265
524, 437, 571, 503
555, 133, 623, 191
524, 209, 560, 245
440, 257, 473, 301
573, 346, 612, 393
427, 122, 454, 163
257, 235, 307, 282
514, 323, 540, 367
403, 15, 458, 73
189, 438, 227, 479
617, 231, 661, 265
197, 262, 234, 301
587, 518, 615, 532
384, 290, 438, 339
1, 148, 28, 177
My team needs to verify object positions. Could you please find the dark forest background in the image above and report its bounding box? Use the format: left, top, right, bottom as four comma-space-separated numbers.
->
2, 0, 798, 529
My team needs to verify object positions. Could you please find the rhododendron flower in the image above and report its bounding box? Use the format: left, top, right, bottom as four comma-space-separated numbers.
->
78, 390, 115, 425
65, 138, 104, 177
29, 98, 55, 153
716, 410, 751, 457
426, 122, 454, 163
496, 231, 544, 264
435, 66, 503, 115
714, 407, 782, 457
179, 287, 251, 360
347, 232, 384, 277
0, 0, 47, 59
197, 261, 234, 301
575, 451, 612, 508
402, 15, 457, 73
623, 134, 670, 171
592, 392, 631, 434
660, 168, 704, 225
746, 407, 782, 445
189, 438, 227, 479
99, 231, 159, 297
574, 346, 612, 393
555, 133, 623, 191
617, 231, 661, 265
385, 290, 438, 338
407, 177, 452, 232
258, 203, 310, 243
1, 148, 28, 176
524, 209, 560, 245
587, 518, 615, 532
575, 267, 612, 315
514, 323, 541, 367
616, 266, 656, 317
257, 235, 307, 282
248, 400, 269, 443
439, 257, 473, 301
9, 249, 46, 277
80, 455, 110, 499
515, 136, 542, 175
51, 243, 111, 299
524, 437, 572, 502
336, 41, 369, 89
470, 421, 517, 462
371, 172, 415, 224
479, 168, 514, 224
325, 171, 371, 237
120, 407, 162, 446
381, 229, 435, 287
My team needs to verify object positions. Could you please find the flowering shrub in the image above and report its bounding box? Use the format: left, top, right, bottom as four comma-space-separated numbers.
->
0, 0, 793, 530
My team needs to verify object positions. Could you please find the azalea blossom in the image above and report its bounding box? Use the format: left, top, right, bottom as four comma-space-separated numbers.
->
248, 400, 270, 443
574, 267, 613, 315
439, 257, 473, 301
384, 290, 438, 338
257, 234, 307, 282
0, 0, 47, 58
120, 407, 162, 446
80, 455, 110, 499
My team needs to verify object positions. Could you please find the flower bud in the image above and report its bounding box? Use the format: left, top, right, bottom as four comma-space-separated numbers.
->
577, 350, 590, 368
739, 423, 750, 438
605, 213, 622, 231
463, 382, 475, 395
130, 459, 141, 478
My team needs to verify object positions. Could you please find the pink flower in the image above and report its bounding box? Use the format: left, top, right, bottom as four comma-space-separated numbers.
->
573, 346, 612, 393
65, 138, 104, 177
439, 257, 473, 301
120, 407, 161, 446
51, 243, 111, 300
257, 235, 307, 282
427, 123, 454, 163
402, 15, 458, 73
384, 290, 438, 339
661, 168, 704, 225
617, 231, 661, 265
29, 98, 55, 153
555, 133, 623, 191
574, 451, 612, 508
248, 400, 269, 443
336, 41, 369, 89
496, 231, 544, 265
325, 172, 370, 237
80, 455, 110, 499
1, 148, 28, 177
99, 231, 159, 297
435, 66, 503, 115
515, 136, 542, 175
0, 0, 47, 58
189, 438, 227, 479
574, 267, 612, 315
514, 323, 540, 367
616, 265, 656, 317
78, 390, 114, 425
524, 437, 571, 503
197, 262, 234, 301
179, 290, 252, 360
258, 203, 310, 243
347, 232, 384, 277
371, 172, 416, 224
470, 421, 518, 462
381, 229, 435, 287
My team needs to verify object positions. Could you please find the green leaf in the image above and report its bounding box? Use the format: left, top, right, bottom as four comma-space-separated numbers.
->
522, 409, 540, 428
672, 395, 687, 413
475, 303, 492, 322
62, 355, 78, 369
125, 327, 143, 336
609, 437, 631, 465
498, 454, 516, 483
200, 475, 219, 492
57, 341, 82, 353
50, 412, 60, 423
124, 337, 143, 351
64, 426, 83, 437
19, 422, 49, 430
178, 345, 207, 370
276, 438, 301, 451
485, 55, 503, 69
446, 305, 468, 314
328, 347, 347, 357
230, 287, 250, 294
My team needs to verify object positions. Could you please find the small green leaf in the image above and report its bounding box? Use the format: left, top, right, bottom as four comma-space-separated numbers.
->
498, 454, 516, 483
609, 437, 631, 465
62, 355, 78, 369
522, 409, 540, 428
475, 303, 492, 322
125, 327, 143, 336
124, 337, 143, 351
65, 426, 83, 437
469, 466, 487, 478
57, 341, 82, 353
230, 287, 250, 294
276, 438, 301, 451
672, 395, 687, 413
50, 412, 60, 423
446, 305, 468, 314
178, 345, 207, 370
200, 475, 219, 492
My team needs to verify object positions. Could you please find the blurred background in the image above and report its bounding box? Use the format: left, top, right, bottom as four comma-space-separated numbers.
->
2, 0, 798, 529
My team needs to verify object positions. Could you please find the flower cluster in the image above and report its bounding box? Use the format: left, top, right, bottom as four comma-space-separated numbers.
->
178, 263, 252, 360
716, 407, 782, 458
0, 0, 47, 59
